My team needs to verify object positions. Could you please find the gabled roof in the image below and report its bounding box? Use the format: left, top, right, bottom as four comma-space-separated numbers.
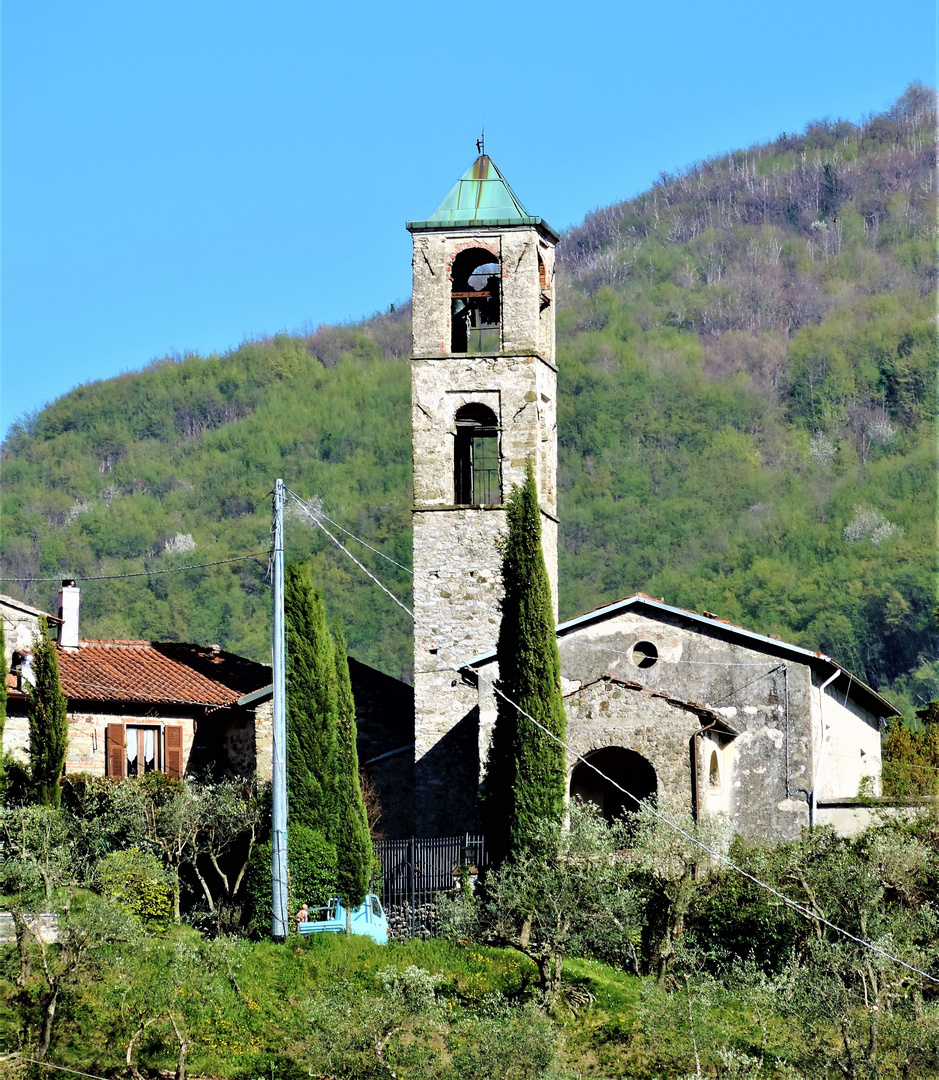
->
466, 593, 899, 718
54, 640, 272, 709
406, 155, 559, 241
0, 593, 62, 625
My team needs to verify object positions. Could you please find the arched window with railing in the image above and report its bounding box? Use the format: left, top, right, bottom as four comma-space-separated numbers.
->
451, 248, 501, 353
454, 404, 500, 505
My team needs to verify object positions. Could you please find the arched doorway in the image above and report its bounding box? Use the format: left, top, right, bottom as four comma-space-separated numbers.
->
570, 746, 657, 824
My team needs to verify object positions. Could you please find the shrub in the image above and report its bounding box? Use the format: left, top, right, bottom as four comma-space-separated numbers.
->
96, 847, 173, 923
244, 822, 337, 935
882, 717, 939, 798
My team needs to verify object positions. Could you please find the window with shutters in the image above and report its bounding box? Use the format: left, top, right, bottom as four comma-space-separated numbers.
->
454, 404, 500, 505
106, 722, 185, 778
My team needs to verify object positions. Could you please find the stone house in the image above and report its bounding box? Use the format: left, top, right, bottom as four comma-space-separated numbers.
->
2, 585, 412, 830
3, 583, 273, 781
400, 153, 899, 842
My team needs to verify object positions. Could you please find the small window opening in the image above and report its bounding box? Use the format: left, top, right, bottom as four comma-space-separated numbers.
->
454, 403, 500, 505
451, 248, 501, 353
538, 252, 547, 289
631, 641, 658, 668
708, 750, 720, 790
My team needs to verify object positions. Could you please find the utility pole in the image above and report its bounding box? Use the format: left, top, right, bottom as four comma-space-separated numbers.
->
271, 478, 289, 940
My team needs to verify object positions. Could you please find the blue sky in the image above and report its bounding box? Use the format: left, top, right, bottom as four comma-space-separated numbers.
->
2, 1, 934, 437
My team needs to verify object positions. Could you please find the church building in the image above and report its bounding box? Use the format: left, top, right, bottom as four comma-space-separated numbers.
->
399, 152, 898, 843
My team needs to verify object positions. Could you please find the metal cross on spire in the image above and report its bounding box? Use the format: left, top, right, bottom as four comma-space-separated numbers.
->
476, 128, 485, 156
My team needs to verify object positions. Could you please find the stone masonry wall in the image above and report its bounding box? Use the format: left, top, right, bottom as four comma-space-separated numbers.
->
472, 608, 833, 840
564, 679, 701, 814
410, 222, 558, 835
254, 698, 273, 781
411, 354, 558, 524
555, 610, 815, 840
1, 599, 60, 668
411, 227, 554, 364
413, 508, 505, 835
3, 703, 195, 776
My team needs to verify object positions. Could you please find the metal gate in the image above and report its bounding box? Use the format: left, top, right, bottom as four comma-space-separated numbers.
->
375, 834, 487, 939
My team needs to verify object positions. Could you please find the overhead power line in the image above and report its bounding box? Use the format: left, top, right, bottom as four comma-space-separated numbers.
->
284, 487, 413, 575
296, 489, 939, 986
0, 553, 269, 584
570, 639, 776, 667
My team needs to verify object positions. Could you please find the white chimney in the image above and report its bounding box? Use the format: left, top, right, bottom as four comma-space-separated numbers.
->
58, 579, 80, 649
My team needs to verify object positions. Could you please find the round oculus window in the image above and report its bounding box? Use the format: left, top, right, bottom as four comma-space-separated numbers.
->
631, 640, 658, 668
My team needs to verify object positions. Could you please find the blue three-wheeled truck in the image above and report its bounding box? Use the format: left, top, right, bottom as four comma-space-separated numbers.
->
297, 895, 389, 944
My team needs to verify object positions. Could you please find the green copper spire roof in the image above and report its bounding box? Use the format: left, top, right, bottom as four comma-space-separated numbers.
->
407, 155, 559, 240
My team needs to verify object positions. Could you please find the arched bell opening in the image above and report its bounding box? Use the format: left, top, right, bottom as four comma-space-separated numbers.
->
451, 247, 501, 353
569, 746, 658, 825
454, 403, 500, 505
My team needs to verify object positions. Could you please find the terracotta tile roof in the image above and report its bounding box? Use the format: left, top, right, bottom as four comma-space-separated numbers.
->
55, 640, 271, 707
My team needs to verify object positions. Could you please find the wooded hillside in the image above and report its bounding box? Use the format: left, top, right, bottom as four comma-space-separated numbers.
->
1, 85, 935, 713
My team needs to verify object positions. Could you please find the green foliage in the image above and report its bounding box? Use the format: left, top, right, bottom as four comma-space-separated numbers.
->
8, 891, 136, 1058
109, 773, 199, 921
468, 802, 642, 1011
58, 774, 130, 869
333, 625, 373, 909
245, 822, 337, 935
2, 811, 939, 1079
485, 461, 567, 864
283, 565, 372, 912
26, 617, 68, 809
0, 803, 71, 901
882, 715, 939, 798
284, 562, 337, 832
105, 774, 262, 923
95, 847, 173, 923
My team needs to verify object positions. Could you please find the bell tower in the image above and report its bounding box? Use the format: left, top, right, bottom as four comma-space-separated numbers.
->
407, 153, 559, 835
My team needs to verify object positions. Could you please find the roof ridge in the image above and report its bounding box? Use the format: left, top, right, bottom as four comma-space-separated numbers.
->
76, 638, 153, 646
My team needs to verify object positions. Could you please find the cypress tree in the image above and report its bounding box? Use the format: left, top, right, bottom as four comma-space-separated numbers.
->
285, 562, 338, 834
333, 625, 373, 915
27, 617, 68, 808
484, 460, 567, 864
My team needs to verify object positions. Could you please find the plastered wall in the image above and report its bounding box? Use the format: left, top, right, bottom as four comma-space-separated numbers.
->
811, 680, 882, 799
